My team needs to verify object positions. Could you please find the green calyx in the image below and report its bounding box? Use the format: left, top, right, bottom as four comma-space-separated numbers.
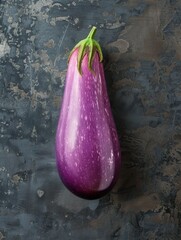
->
68, 26, 103, 75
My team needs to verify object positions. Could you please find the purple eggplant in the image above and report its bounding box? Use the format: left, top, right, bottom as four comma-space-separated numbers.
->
55, 27, 121, 199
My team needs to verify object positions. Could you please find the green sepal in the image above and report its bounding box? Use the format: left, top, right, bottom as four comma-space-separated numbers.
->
77, 40, 87, 75
68, 26, 103, 75
94, 40, 103, 62
88, 40, 94, 71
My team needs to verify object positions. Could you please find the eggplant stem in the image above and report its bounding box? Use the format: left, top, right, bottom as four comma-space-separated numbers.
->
87, 26, 97, 40
68, 26, 103, 75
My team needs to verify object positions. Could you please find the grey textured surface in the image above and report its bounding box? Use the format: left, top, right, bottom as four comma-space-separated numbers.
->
0, 0, 181, 239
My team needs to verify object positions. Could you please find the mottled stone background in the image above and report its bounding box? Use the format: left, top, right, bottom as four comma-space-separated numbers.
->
0, 0, 181, 239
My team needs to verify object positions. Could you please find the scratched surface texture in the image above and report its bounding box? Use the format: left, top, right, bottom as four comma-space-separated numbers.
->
0, 0, 181, 239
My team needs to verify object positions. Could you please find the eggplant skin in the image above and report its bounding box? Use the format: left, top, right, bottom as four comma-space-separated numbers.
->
55, 49, 121, 199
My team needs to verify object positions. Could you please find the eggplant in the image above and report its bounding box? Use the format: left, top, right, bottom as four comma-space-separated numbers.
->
55, 27, 121, 199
